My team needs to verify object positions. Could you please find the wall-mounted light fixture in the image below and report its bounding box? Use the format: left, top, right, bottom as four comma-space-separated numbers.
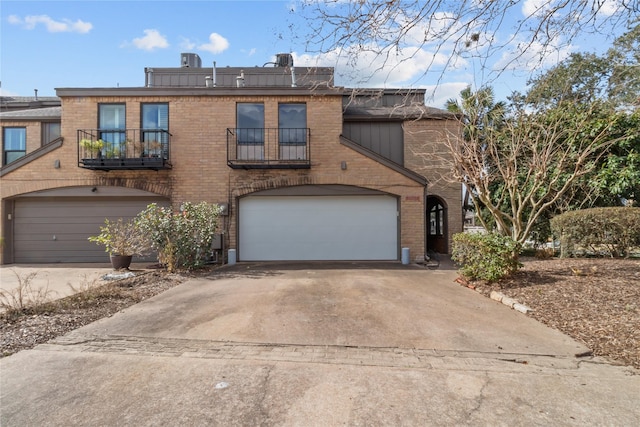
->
54, 159, 60, 169
341, 161, 347, 170
91, 187, 98, 193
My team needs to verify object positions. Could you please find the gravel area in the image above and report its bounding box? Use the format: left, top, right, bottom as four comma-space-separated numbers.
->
2, 260, 639, 370
0, 269, 189, 357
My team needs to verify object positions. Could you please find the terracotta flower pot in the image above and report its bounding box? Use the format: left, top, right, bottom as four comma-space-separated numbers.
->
110, 254, 133, 270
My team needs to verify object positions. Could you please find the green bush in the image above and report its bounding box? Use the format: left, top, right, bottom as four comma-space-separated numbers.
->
550, 207, 640, 258
451, 232, 522, 282
136, 202, 222, 272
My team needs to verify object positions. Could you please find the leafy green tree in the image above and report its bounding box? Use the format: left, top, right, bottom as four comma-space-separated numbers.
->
445, 85, 506, 138
525, 24, 640, 109
523, 26, 640, 206
607, 24, 640, 107
588, 111, 640, 205
525, 52, 611, 106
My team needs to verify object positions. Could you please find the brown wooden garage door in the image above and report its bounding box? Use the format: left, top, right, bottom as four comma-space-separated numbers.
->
13, 196, 169, 263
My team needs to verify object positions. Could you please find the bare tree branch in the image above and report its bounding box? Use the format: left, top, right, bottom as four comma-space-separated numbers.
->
298, 0, 638, 87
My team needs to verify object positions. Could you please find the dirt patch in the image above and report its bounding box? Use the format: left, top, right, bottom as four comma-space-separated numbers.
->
469, 258, 640, 369
0, 268, 214, 357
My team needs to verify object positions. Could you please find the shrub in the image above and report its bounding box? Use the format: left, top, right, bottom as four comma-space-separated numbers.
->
88, 217, 151, 256
452, 232, 522, 282
550, 207, 640, 258
136, 202, 222, 272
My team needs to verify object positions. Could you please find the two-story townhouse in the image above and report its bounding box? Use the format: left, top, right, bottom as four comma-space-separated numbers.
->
0, 53, 462, 264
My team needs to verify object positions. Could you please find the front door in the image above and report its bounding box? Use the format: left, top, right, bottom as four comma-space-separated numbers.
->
427, 196, 447, 254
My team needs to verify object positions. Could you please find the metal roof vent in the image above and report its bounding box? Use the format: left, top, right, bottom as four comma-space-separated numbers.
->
181, 53, 202, 68
275, 53, 294, 67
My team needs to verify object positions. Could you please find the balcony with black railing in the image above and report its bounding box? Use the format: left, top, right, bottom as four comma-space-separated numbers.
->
78, 129, 171, 171
227, 128, 311, 169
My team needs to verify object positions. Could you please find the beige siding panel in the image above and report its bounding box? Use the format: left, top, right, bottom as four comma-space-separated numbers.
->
14, 197, 169, 263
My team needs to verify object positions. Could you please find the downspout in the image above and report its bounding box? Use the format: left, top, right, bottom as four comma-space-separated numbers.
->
424, 183, 429, 259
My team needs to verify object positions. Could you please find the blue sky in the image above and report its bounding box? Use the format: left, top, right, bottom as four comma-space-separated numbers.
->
1, 0, 627, 108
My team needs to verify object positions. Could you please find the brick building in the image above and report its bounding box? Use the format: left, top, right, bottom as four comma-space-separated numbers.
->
0, 54, 462, 264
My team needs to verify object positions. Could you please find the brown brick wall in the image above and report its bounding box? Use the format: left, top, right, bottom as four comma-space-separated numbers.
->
1, 93, 465, 263
403, 119, 463, 252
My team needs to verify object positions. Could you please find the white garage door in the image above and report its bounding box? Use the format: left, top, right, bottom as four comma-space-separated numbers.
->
239, 195, 398, 261
14, 196, 169, 263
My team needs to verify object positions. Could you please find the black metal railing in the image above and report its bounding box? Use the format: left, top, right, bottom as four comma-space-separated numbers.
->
227, 128, 311, 169
77, 129, 171, 170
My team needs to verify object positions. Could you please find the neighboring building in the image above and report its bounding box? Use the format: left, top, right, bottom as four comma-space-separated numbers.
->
0, 53, 462, 264
0, 95, 61, 113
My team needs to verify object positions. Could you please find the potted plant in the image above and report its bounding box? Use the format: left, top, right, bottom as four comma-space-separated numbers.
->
149, 140, 162, 157
80, 138, 105, 157
88, 218, 151, 270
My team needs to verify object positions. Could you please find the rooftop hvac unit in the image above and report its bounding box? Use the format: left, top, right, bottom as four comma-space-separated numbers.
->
181, 53, 202, 68
275, 53, 294, 67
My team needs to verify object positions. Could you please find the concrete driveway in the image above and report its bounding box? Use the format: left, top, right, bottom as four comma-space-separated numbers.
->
1, 262, 638, 426
0, 263, 152, 303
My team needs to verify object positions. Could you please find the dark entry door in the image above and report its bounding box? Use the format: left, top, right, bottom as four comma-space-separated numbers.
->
427, 196, 447, 254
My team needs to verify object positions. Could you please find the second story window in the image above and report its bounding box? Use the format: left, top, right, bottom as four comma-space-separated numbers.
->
42, 122, 61, 146
236, 103, 264, 144
99, 104, 125, 157
278, 103, 307, 145
142, 103, 168, 158
3, 127, 26, 165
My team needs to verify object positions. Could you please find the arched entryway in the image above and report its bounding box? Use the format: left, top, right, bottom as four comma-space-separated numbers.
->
426, 196, 448, 254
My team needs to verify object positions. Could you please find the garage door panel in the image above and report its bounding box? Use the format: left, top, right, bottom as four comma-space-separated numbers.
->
13, 222, 106, 235
239, 195, 397, 261
14, 197, 169, 263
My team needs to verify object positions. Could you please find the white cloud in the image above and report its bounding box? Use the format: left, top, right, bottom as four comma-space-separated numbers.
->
8, 14, 92, 33
493, 34, 573, 72
522, 0, 554, 17
0, 87, 20, 97
595, 0, 621, 16
179, 37, 196, 50
131, 29, 169, 51
198, 33, 229, 54
423, 82, 471, 109
296, 42, 465, 89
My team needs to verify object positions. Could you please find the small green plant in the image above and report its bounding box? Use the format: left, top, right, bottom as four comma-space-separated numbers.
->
79, 138, 105, 154
136, 202, 222, 272
0, 270, 55, 318
102, 145, 122, 159
452, 232, 522, 282
88, 218, 151, 256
